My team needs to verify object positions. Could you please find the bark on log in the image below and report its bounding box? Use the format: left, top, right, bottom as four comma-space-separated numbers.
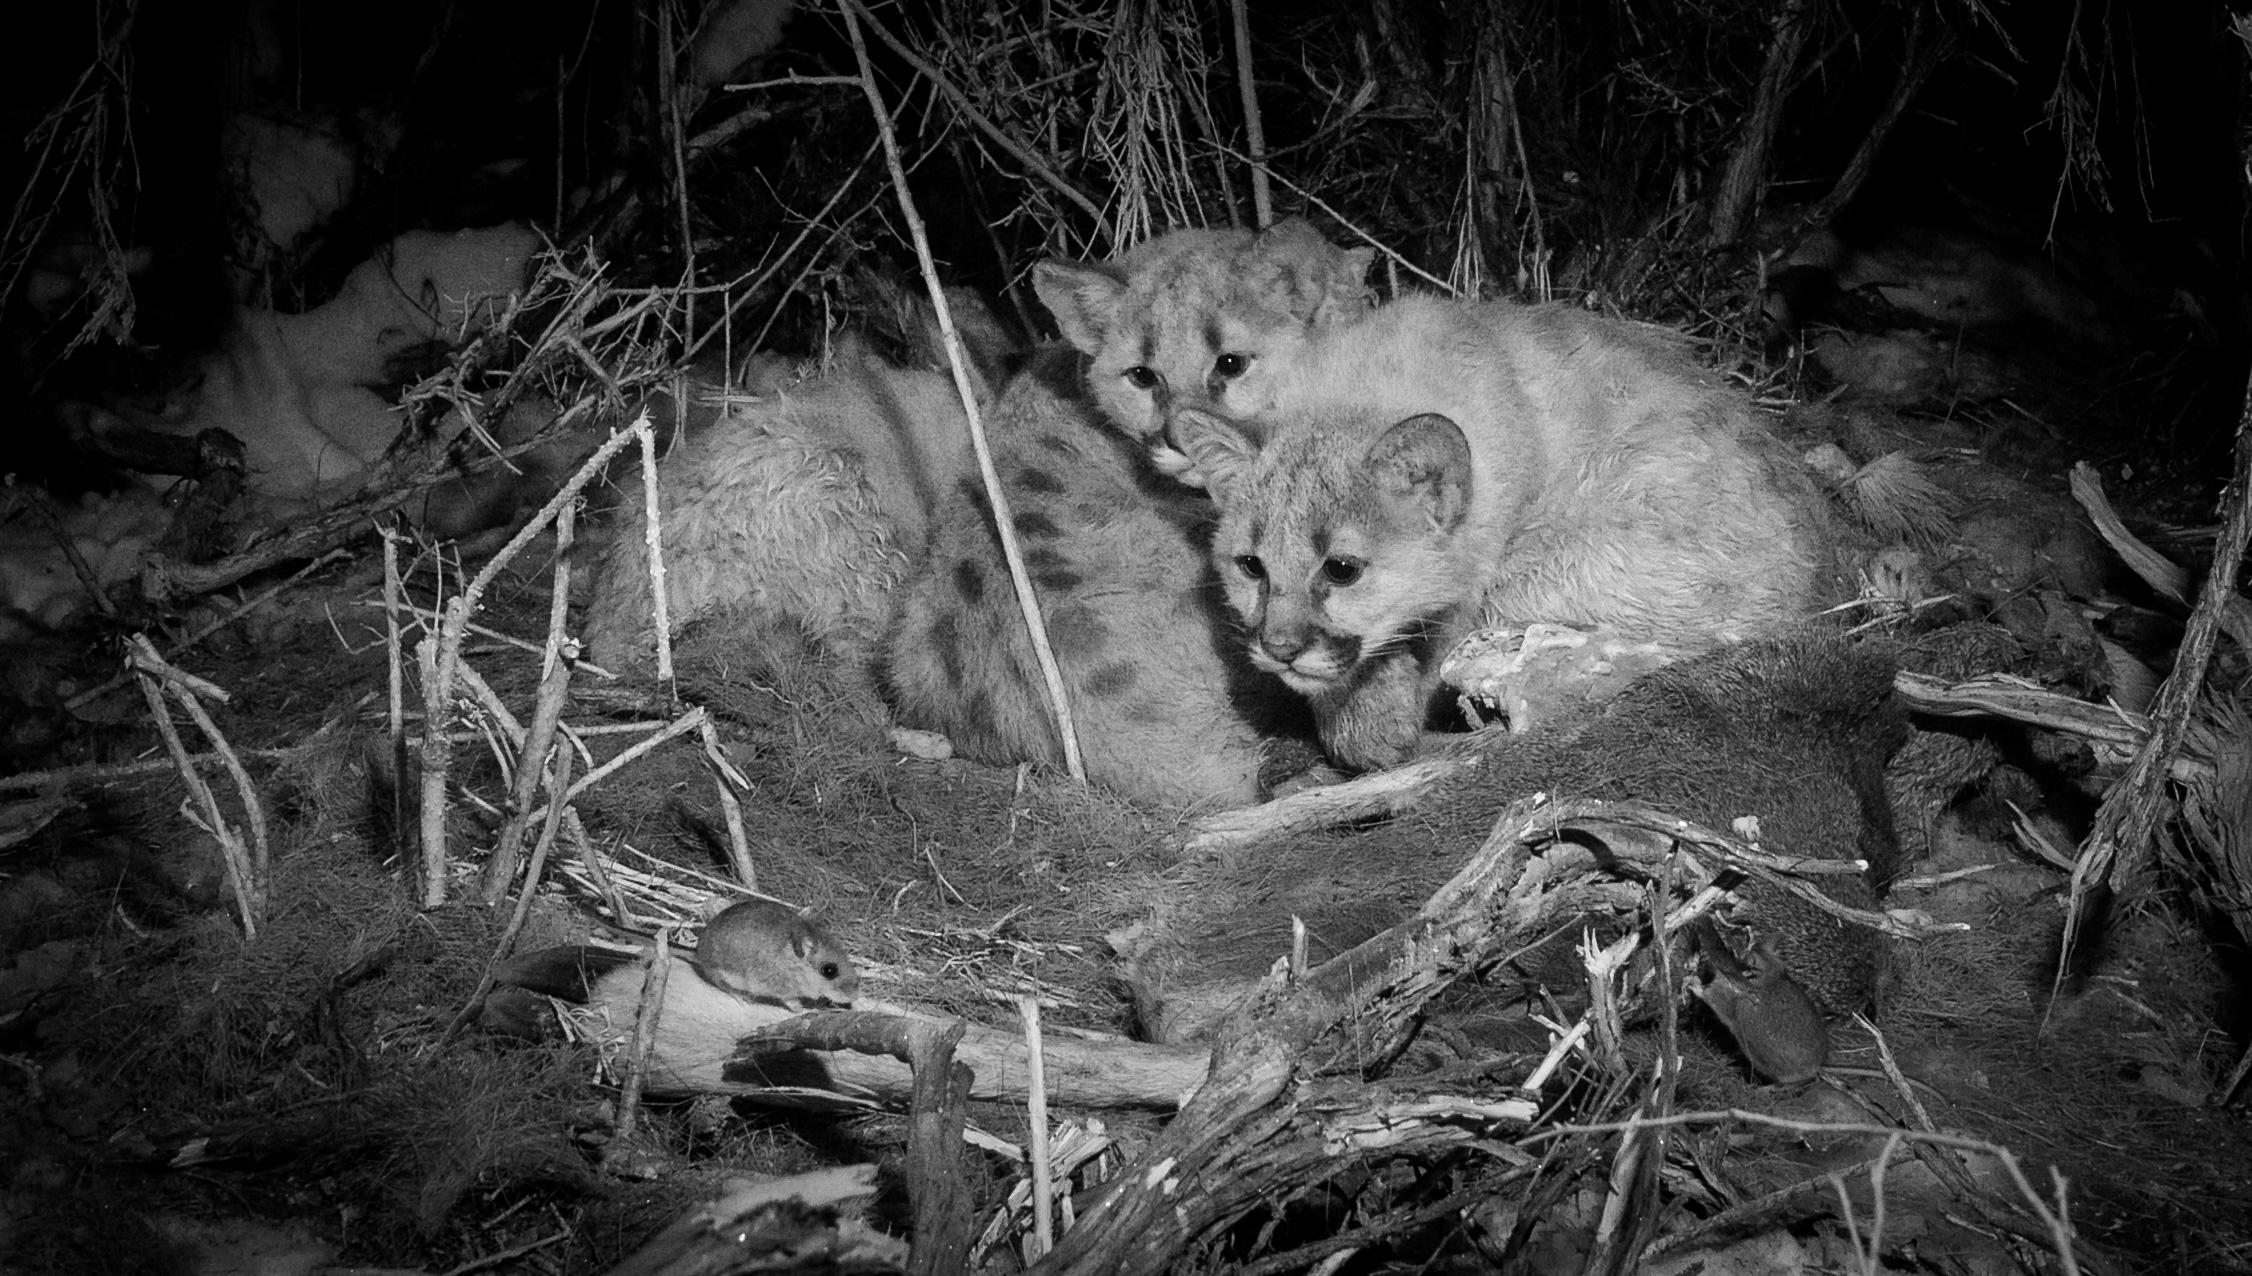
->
903, 1019, 977, 1276
1034, 797, 1667, 1273
572, 957, 1211, 1110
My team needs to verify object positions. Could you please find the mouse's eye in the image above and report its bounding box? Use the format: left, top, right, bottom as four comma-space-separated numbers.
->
821, 963, 840, 979
1123, 365, 1160, 391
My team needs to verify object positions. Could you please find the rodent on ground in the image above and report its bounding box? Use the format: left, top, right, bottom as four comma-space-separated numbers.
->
690, 899, 858, 1009
1689, 917, 1830, 1084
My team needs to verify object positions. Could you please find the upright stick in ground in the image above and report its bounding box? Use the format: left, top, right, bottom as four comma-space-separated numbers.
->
835, 0, 1085, 783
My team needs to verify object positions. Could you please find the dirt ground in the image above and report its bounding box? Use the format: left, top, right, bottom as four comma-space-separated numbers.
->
2, 501, 2250, 1275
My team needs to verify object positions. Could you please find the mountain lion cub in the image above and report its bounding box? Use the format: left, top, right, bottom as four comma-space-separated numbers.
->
1173, 295, 1829, 771
1033, 219, 1373, 479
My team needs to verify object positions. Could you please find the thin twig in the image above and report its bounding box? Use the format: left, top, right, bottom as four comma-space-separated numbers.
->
680, 137, 880, 367
1531, 1111, 2086, 1271
839, 0, 1111, 241
638, 422, 675, 691
613, 928, 673, 1150
479, 643, 577, 904
567, 807, 638, 930
2058, 402, 2252, 991
65, 549, 349, 710
480, 495, 583, 905
20, 485, 118, 619
520, 707, 711, 829
1227, 0, 1270, 228
440, 741, 578, 1049
416, 628, 454, 906
0, 747, 307, 793
156, 662, 270, 887
134, 653, 258, 937
125, 642, 231, 704
1021, 995, 1054, 1257
837, 0, 1086, 783
1208, 142, 1454, 294
352, 599, 619, 681
416, 419, 653, 908
384, 529, 411, 864
698, 716, 757, 888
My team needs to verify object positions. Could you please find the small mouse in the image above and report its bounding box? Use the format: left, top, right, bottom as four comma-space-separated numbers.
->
1688, 918, 1829, 1084
688, 900, 859, 1009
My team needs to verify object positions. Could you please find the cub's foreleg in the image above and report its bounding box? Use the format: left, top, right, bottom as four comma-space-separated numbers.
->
1310, 650, 1440, 773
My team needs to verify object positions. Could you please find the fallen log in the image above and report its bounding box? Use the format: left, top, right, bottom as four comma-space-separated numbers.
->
563, 954, 1212, 1110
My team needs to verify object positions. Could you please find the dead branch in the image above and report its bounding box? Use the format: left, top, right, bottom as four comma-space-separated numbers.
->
132, 641, 261, 936
1183, 753, 1468, 856
1227, 0, 1271, 228
840, 0, 1113, 242
1790, 5, 1955, 238
2072, 461, 2189, 603
1199, 660, 2220, 863
905, 1018, 978, 1276
441, 739, 579, 1049
22, 486, 117, 619
840, 0, 1087, 783
479, 492, 582, 904
2061, 375, 2252, 972
0, 746, 308, 794
145, 423, 571, 599
1705, 0, 1812, 248
697, 717, 758, 888
572, 960, 1210, 1110
1031, 790, 2055, 1273
414, 419, 652, 906
66, 549, 346, 711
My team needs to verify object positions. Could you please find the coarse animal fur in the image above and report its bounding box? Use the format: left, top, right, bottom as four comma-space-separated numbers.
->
575, 343, 1273, 809
884, 351, 1272, 809
1689, 917, 1831, 1083
578, 341, 973, 676
1173, 295, 1831, 771
1033, 218, 1374, 480
579, 231, 1374, 808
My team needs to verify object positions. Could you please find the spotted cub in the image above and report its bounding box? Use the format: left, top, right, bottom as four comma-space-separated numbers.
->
885, 350, 1273, 808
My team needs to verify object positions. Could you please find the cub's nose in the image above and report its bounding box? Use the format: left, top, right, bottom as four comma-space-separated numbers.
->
1258, 631, 1311, 664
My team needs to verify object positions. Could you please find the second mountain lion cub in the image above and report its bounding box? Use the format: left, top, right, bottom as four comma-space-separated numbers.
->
1173, 295, 1830, 771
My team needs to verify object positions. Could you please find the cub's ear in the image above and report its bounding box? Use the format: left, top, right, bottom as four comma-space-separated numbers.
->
1253, 217, 1321, 251
1169, 407, 1263, 501
1254, 220, 1376, 324
1305, 245, 1377, 325
1367, 414, 1472, 534
1031, 259, 1126, 354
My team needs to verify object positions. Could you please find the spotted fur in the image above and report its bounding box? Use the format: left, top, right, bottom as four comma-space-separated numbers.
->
1032, 219, 1374, 482
1174, 296, 1831, 771
884, 351, 1269, 809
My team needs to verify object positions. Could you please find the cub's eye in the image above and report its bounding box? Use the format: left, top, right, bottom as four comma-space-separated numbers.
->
1320, 557, 1363, 586
1234, 554, 1267, 581
1213, 352, 1249, 378
820, 963, 840, 979
1123, 365, 1160, 390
